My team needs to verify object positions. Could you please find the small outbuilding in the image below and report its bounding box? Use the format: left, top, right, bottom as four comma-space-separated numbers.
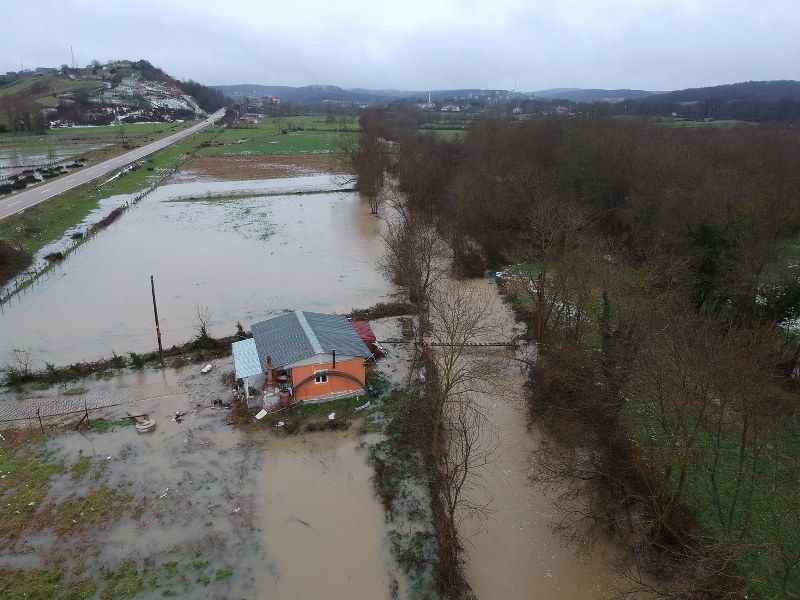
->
232, 310, 373, 409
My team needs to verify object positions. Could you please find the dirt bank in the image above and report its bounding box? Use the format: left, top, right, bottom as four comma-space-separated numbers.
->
175, 155, 341, 181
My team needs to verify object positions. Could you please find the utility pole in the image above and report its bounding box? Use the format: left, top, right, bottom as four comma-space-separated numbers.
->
151, 275, 165, 367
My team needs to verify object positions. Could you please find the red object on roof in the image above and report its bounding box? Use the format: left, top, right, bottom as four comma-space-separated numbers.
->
351, 321, 377, 345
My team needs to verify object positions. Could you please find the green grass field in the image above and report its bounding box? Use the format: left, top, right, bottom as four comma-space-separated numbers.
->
191, 117, 358, 158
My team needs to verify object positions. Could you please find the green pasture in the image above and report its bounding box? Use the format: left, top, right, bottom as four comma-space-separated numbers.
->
0, 74, 101, 101
194, 123, 349, 157
623, 392, 800, 598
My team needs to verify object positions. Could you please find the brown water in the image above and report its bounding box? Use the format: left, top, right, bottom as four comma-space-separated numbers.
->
0, 175, 386, 366
458, 281, 630, 599
2, 168, 634, 598
254, 431, 392, 598
37, 364, 393, 599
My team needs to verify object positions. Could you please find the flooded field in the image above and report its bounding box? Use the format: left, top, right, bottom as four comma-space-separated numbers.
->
1, 363, 394, 599
0, 174, 386, 366
1, 165, 635, 599
0, 143, 106, 170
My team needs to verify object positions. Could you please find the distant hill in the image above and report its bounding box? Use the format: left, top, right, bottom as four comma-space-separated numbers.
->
215, 84, 396, 104
214, 80, 800, 122
651, 80, 800, 103
533, 88, 659, 102
215, 84, 518, 104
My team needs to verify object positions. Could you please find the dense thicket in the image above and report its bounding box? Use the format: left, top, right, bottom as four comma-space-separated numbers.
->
177, 79, 229, 112
363, 113, 800, 598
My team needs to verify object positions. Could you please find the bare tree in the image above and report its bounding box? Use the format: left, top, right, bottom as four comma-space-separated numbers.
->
513, 196, 589, 345
339, 131, 391, 214
3, 347, 35, 386
379, 199, 450, 344
192, 302, 214, 348
421, 282, 506, 598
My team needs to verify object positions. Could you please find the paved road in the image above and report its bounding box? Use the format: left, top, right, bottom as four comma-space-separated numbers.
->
0, 108, 225, 222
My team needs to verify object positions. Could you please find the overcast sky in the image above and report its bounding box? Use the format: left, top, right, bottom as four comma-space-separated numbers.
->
4, 0, 798, 92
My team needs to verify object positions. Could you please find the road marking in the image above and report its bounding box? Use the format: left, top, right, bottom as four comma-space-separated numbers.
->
10, 201, 21, 206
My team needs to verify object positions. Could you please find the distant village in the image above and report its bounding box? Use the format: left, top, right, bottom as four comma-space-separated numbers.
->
1, 60, 217, 128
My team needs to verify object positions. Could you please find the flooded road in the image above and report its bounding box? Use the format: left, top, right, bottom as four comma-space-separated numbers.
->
0, 174, 386, 366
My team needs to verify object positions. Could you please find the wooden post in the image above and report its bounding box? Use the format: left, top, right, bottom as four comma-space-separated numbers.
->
151, 275, 165, 367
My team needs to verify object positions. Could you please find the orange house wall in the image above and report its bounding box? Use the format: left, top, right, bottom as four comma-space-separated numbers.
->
290, 358, 366, 401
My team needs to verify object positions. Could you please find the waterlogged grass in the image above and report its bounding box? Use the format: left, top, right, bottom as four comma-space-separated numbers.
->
369, 384, 439, 595
164, 195, 277, 241
258, 394, 369, 428
70, 455, 92, 481
0, 429, 237, 597
194, 120, 352, 158
0, 566, 97, 600
89, 417, 135, 434
44, 484, 133, 534
0, 442, 65, 541
1, 556, 234, 600
196, 129, 346, 157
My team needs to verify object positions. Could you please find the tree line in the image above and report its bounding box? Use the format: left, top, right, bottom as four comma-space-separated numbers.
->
350, 110, 800, 598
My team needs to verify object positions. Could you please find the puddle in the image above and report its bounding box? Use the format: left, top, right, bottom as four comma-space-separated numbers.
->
0, 174, 386, 366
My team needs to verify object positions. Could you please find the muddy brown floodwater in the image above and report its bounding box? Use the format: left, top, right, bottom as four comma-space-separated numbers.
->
32, 362, 393, 599
0, 174, 387, 366
1, 166, 636, 598
452, 280, 632, 599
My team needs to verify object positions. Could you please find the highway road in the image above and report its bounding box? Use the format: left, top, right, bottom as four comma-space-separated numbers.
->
0, 108, 225, 222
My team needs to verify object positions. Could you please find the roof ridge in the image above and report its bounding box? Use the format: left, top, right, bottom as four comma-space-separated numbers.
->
295, 310, 324, 354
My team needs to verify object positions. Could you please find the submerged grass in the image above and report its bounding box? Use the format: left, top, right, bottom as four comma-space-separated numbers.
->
0, 442, 65, 542
0, 438, 234, 596
0, 566, 97, 600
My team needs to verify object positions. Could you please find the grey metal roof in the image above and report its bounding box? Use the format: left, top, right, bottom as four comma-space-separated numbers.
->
250, 310, 371, 370
232, 338, 262, 379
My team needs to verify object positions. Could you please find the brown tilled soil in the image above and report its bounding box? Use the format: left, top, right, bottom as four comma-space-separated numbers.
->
178, 155, 341, 181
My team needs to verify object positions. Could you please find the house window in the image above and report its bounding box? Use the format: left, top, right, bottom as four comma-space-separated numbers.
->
314, 370, 328, 384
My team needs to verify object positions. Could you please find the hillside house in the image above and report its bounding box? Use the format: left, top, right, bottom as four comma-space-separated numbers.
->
232, 311, 373, 410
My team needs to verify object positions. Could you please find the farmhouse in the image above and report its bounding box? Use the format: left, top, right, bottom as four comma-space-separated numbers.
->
232, 311, 373, 410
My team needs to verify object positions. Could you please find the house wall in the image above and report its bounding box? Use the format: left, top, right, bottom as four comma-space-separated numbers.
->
290, 358, 366, 401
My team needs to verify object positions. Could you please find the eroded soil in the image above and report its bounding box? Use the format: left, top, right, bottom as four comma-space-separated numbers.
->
175, 155, 341, 181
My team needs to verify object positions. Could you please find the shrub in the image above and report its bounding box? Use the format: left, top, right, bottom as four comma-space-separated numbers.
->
128, 352, 145, 370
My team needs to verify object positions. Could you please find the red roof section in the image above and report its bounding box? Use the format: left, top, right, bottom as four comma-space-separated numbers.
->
351, 321, 376, 344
